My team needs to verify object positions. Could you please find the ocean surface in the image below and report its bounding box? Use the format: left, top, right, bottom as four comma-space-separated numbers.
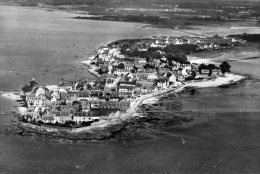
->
0, 5, 259, 174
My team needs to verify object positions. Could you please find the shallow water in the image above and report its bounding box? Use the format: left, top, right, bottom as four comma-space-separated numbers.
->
0, 5, 259, 174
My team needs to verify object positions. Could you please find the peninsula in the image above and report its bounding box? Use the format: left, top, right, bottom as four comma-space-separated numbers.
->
2, 34, 246, 139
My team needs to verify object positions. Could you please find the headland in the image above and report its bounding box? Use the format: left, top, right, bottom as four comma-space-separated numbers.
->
0, 34, 249, 140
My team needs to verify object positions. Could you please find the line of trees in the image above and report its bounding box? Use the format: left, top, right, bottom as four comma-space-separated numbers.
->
198, 61, 231, 75
165, 53, 189, 64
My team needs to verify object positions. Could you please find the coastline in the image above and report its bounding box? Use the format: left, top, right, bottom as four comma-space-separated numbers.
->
62, 73, 246, 133
1, 72, 246, 136
0, 34, 247, 136
81, 55, 100, 78
175, 73, 245, 92
0, 92, 21, 101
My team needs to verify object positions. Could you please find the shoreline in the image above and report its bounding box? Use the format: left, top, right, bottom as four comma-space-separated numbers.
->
81, 55, 100, 78
0, 35, 247, 136
0, 92, 21, 101
175, 73, 245, 92
1, 72, 246, 136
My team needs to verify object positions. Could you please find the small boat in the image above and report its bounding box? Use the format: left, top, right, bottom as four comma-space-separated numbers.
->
0, 113, 6, 115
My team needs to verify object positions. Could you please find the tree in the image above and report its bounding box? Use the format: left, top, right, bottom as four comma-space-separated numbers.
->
191, 70, 196, 79
64, 121, 75, 127
21, 79, 38, 93
166, 72, 172, 78
37, 120, 44, 124
130, 69, 136, 73
97, 68, 103, 74
168, 59, 173, 66
198, 64, 208, 74
175, 54, 188, 64
76, 83, 84, 91
165, 53, 175, 61
97, 68, 108, 75
117, 63, 125, 69
219, 61, 231, 74
165, 53, 188, 64
81, 121, 91, 126
133, 66, 138, 71
143, 64, 148, 69
207, 64, 217, 76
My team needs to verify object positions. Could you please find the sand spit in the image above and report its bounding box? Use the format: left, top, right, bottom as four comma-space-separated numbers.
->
175, 73, 245, 92
94, 73, 246, 132
0, 92, 21, 101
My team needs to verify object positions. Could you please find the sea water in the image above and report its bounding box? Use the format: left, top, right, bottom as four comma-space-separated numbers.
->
0, 5, 259, 174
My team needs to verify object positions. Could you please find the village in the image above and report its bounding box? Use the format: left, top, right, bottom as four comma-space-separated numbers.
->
17, 35, 242, 128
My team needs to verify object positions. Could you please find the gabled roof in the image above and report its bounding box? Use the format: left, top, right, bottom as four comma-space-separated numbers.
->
26, 92, 36, 98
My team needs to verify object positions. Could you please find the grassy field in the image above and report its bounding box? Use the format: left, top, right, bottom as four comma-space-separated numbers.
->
190, 43, 260, 62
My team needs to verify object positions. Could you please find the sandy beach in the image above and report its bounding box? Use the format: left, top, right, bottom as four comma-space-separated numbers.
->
0, 92, 21, 101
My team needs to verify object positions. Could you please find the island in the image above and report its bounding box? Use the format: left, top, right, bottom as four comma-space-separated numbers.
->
1, 34, 247, 140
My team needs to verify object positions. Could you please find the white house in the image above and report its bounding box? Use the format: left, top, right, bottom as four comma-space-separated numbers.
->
124, 63, 134, 71
26, 92, 49, 107
181, 68, 189, 77
73, 115, 100, 124
113, 69, 129, 76
157, 78, 169, 89
147, 73, 158, 80
53, 115, 72, 124
169, 74, 177, 84
118, 86, 134, 93
135, 58, 147, 64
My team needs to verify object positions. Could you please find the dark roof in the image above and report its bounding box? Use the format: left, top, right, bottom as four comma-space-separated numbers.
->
74, 112, 87, 116
100, 74, 116, 79
60, 111, 70, 116
42, 116, 54, 120
100, 64, 109, 69
119, 86, 134, 89
119, 81, 136, 85
26, 93, 36, 98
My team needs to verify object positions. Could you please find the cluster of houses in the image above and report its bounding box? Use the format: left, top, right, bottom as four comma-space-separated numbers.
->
148, 35, 245, 50
19, 36, 230, 127
19, 80, 132, 125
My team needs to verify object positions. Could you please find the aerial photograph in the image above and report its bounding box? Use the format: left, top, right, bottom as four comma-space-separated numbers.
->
0, 0, 259, 173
